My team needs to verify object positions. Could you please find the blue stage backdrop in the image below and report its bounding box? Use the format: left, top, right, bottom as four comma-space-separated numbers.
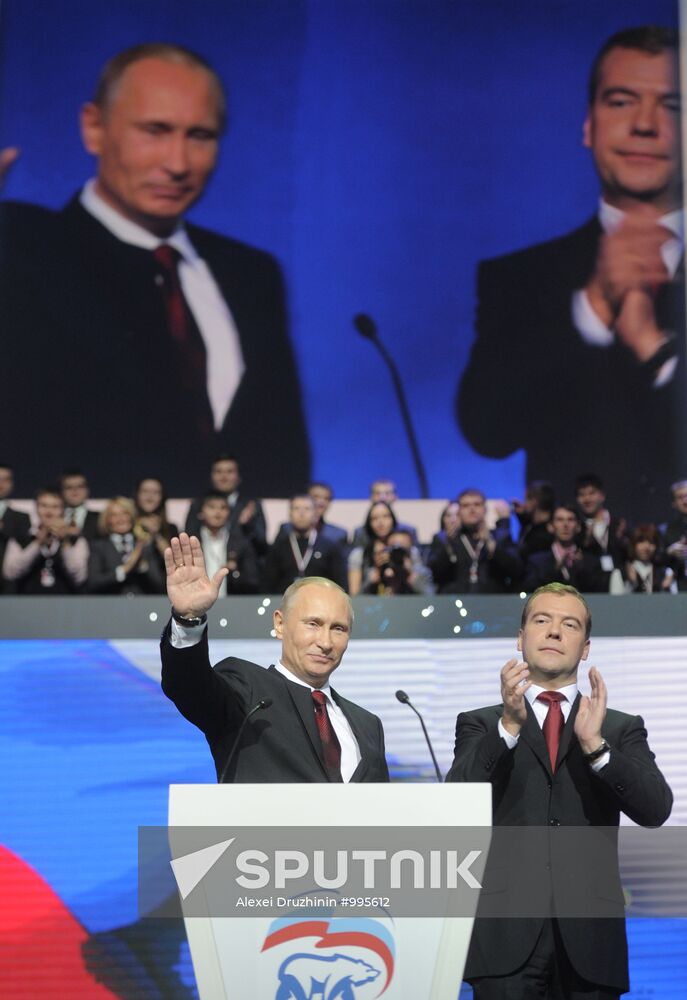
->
0, 0, 680, 507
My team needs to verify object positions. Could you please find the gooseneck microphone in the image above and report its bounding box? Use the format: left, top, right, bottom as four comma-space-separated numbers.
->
219, 698, 273, 783
353, 313, 430, 498
395, 689, 442, 781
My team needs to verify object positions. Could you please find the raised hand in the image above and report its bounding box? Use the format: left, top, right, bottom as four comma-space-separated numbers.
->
164, 532, 228, 618
574, 666, 607, 753
500, 658, 531, 736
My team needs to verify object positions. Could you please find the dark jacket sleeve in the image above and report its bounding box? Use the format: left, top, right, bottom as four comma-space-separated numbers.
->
593, 714, 673, 827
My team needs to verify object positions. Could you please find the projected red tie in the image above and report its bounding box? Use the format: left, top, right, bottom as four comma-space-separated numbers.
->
312, 690, 342, 781
536, 690, 566, 771
152, 245, 208, 420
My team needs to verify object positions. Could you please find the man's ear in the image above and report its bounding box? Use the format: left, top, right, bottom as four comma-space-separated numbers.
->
516, 630, 523, 653
580, 639, 591, 662
80, 102, 104, 156
273, 608, 284, 639
546, 521, 554, 535
582, 114, 592, 150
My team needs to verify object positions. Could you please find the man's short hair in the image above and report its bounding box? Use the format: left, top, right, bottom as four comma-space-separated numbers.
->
458, 488, 486, 503
554, 503, 581, 521
521, 582, 592, 639
308, 481, 333, 498
290, 494, 315, 506
280, 576, 354, 624
525, 480, 555, 514
35, 487, 62, 503
671, 479, 687, 495
59, 469, 88, 487
588, 25, 679, 104
574, 473, 605, 494
201, 490, 230, 507
212, 454, 239, 468
388, 529, 413, 547
94, 43, 227, 130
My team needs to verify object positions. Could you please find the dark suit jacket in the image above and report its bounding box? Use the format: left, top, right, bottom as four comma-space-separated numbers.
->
446, 697, 672, 990
427, 529, 520, 594
0, 506, 31, 592
262, 529, 348, 594
160, 626, 389, 783
185, 493, 267, 556
522, 547, 606, 593
87, 537, 166, 595
458, 218, 687, 523
0, 198, 310, 497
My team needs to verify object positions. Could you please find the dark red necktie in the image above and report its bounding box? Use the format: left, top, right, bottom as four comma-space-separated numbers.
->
312, 690, 342, 781
152, 245, 209, 429
537, 691, 566, 771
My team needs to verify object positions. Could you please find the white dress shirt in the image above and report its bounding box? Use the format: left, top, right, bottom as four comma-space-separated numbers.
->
498, 681, 610, 771
80, 180, 245, 428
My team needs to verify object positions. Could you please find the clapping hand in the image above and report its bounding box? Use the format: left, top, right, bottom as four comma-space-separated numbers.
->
164, 532, 228, 618
574, 666, 607, 754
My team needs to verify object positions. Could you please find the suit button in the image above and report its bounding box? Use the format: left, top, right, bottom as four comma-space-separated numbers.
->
545, 864, 551, 871
485, 761, 493, 771
546, 781, 552, 790
549, 818, 560, 826
615, 784, 625, 793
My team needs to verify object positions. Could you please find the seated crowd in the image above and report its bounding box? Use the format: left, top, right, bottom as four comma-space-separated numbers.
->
1, 458, 686, 597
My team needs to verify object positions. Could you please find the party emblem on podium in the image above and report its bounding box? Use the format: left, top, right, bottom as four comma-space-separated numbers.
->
261, 904, 395, 999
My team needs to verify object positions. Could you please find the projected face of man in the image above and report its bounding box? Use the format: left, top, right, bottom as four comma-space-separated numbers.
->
583, 46, 681, 213
81, 56, 222, 236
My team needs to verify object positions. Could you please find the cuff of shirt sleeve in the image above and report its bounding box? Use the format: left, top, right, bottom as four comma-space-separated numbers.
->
589, 751, 611, 772
498, 718, 519, 748
115, 565, 126, 583
170, 617, 206, 648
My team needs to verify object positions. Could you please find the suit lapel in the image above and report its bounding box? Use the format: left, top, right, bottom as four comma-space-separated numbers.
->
331, 690, 370, 783
556, 692, 581, 770
268, 666, 330, 780
520, 699, 553, 775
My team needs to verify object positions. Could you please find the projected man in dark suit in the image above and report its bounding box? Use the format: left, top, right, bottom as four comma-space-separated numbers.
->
0, 43, 309, 497
161, 532, 389, 784
447, 582, 672, 999
458, 26, 684, 522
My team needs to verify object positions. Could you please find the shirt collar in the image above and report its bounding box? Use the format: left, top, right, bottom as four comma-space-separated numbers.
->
275, 659, 332, 698
80, 179, 199, 264
526, 681, 578, 706
599, 197, 683, 240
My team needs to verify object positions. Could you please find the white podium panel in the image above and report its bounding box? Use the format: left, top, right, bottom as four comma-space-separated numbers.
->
168, 783, 491, 1000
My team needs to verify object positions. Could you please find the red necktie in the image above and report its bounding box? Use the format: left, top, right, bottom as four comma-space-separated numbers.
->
536, 691, 566, 771
312, 690, 342, 781
153, 245, 209, 431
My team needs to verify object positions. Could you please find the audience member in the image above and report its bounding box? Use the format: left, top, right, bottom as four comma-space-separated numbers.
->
307, 482, 349, 551
512, 480, 555, 560
0, 463, 31, 591
523, 504, 606, 593
624, 524, 675, 593
87, 497, 165, 595
348, 500, 398, 595
262, 495, 347, 594
59, 470, 100, 540
662, 479, 687, 591
575, 473, 629, 587
134, 477, 179, 542
351, 479, 417, 548
427, 489, 519, 594
3, 488, 88, 594
185, 455, 267, 556
362, 528, 434, 596
196, 492, 259, 595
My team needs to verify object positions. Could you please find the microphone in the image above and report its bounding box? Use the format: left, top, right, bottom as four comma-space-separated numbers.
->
353, 313, 429, 498
395, 689, 442, 781
219, 698, 273, 783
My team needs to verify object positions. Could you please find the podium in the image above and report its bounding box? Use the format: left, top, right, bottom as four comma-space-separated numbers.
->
167, 783, 491, 1000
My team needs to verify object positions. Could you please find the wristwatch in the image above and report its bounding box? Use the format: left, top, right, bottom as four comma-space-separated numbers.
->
171, 608, 207, 628
583, 739, 611, 762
